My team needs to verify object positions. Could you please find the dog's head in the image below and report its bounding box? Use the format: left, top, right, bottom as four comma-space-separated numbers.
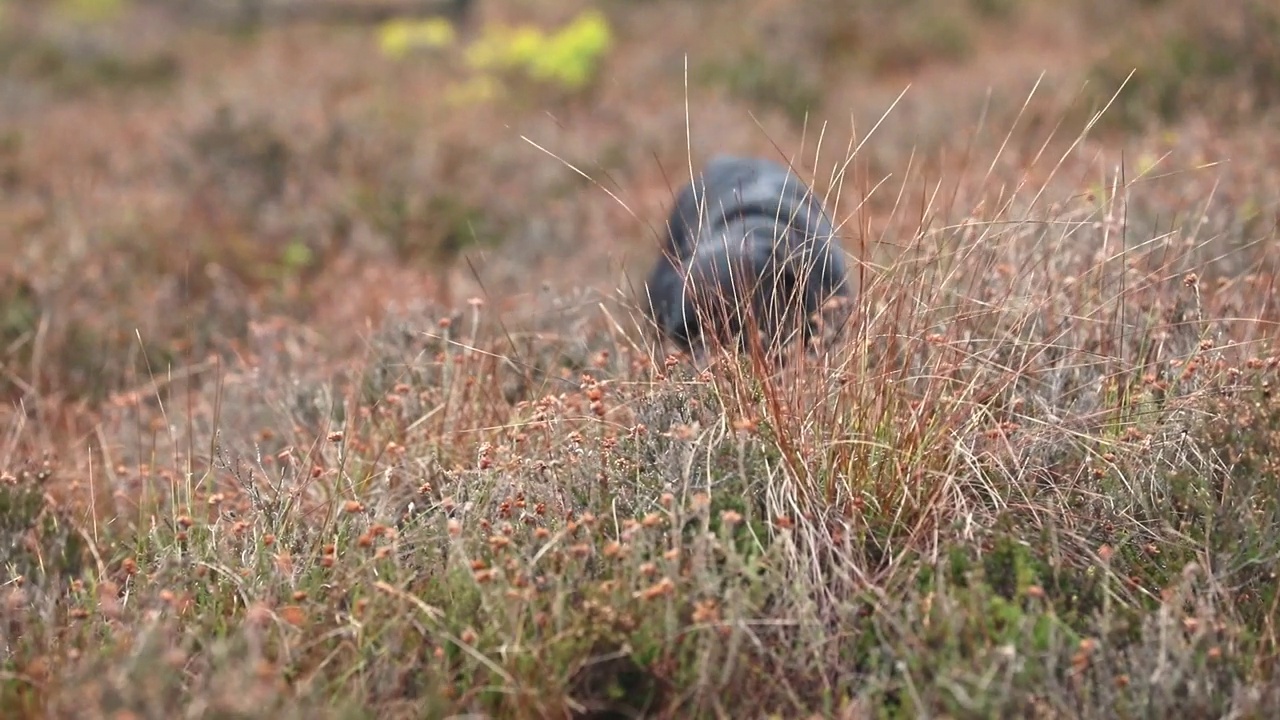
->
672, 224, 809, 356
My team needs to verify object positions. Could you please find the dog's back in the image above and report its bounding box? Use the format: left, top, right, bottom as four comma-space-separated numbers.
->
645, 156, 851, 356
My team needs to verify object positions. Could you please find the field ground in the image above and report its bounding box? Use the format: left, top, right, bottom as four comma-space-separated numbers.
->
3, 0, 1280, 717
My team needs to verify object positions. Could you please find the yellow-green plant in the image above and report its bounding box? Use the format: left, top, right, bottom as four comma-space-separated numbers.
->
465, 10, 613, 90
444, 75, 501, 107
55, 0, 127, 24
465, 25, 545, 72
376, 10, 612, 104
376, 17, 457, 59
530, 9, 613, 89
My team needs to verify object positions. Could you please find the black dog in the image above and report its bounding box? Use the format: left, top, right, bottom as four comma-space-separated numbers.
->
643, 156, 851, 361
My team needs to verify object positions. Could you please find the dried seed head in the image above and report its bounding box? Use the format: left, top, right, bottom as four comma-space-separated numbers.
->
692, 598, 720, 624
635, 577, 676, 601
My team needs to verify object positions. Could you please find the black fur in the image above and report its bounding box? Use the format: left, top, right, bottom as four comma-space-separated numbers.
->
643, 156, 851, 359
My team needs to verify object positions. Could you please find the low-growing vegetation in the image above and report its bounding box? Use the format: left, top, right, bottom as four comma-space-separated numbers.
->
2, 0, 1280, 717
1087, 0, 1280, 131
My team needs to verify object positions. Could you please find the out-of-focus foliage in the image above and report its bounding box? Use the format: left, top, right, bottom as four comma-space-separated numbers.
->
465, 9, 613, 90
377, 17, 457, 59
377, 9, 613, 105
1090, 0, 1280, 129
444, 75, 500, 107
55, 0, 127, 24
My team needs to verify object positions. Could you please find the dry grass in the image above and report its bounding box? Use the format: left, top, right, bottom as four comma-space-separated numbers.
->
3, 0, 1280, 718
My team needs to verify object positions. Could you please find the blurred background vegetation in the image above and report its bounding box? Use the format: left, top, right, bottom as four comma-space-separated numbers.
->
0, 0, 1277, 407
